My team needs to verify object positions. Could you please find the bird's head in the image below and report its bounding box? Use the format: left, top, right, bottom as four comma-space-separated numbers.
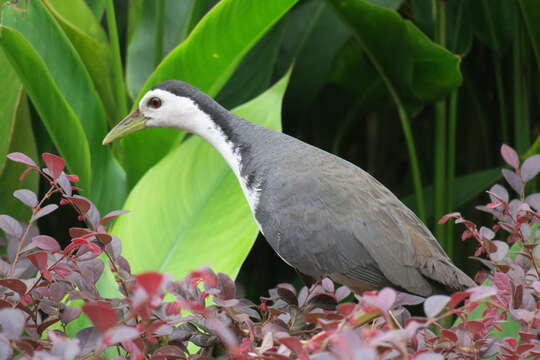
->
102, 80, 213, 145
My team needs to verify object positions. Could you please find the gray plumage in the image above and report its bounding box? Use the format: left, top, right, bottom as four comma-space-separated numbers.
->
153, 81, 476, 297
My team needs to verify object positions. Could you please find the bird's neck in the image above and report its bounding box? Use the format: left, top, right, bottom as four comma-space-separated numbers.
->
193, 112, 243, 177
190, 110, 260, 212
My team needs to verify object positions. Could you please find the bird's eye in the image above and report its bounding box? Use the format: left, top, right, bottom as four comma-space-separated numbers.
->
148, 97, 162, 109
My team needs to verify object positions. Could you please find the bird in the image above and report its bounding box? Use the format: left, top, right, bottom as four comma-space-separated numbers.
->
103, 80, 476, 297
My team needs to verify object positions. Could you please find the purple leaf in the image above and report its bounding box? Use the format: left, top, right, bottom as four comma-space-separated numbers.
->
76, 328, 101, 358
0, 335, 13, 360
51, 337, 80, 360
32, 204, 58, 221
489, 184, 509, 203
59, 306, 81, 324
521, 154, 540, 182
32, 235, 60, 252
395, 292, 425, 306
526, 193, 540, 212
0, 308, 25, 339
0, 215, 23, 238
415, 353, 444, 360
469, 286, 498, 301
479, 227, 495, 240
335, 285, 351, 302
217, 272, 236, 300
500, 144, 520, 168
489, 240, 508, 262
57, 173, 72, 196
533, 281, 540, 293
6, 152, 37, 167
13, 189, 37, 208
104, 325, 139, 346
511, 309, 534, 323
363, 287, 396, 312
502, 168, 524, 194
322, 278, 334, 293
423, 295, 450, 318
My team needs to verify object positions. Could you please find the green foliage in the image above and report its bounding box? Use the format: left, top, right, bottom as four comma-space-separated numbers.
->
121, 0, 299, 186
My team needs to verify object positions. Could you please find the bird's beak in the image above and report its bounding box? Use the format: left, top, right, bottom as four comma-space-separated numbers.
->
102, 109, 146, 145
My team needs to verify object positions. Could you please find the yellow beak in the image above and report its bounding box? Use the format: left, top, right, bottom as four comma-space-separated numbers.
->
102, 109, 146, 145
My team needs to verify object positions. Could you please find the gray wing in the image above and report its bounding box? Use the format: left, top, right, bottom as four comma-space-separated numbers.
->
255, 148, 472, 297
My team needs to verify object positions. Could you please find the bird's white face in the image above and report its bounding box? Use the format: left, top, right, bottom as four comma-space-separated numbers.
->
139, 89, 210, 132
102, 84, 213, 145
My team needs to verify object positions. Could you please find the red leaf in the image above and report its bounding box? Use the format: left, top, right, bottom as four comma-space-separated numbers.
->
440, 329, 458, 343
136, 272, 164, 297
7, 152, 37, 167
82, 302, 118, 332
31, 235, 60, 252
52, 263, 73, 279
0, 279, 27, 296
500, 144, 520, 169
69, 227, 92, 238
438, 212, 461, 225
27, 251, 52, 280
94, 233, 112, 244
64, 196, 91, 214
279, 337, 308, 360
66, 174, 79, 183
100, 210, 129, 224
463, 320, 485, 334
165, 301, 182, 316
336, 303, 356, 316
448, 291, 470, 309
63, 238, 89, 254
41, 153, 65, 179
86, 242, 102, 256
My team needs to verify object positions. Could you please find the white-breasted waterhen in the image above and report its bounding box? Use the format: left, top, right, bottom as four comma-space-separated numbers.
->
103, 80, 475, 297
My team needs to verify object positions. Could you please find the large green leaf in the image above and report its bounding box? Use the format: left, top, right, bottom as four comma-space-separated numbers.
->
43, 0, 117, 123
1, 0, 126, 212
216, 22, 285, 109
0, 92, 39, 221
121, 0, 299, 187
285, 1, 350, 117
327, 0, 462, 104
519, 0, 540, 72
0, 26, 92, 188
107, 74, 288, 290
0, 47, 20, 174
126, 0, 207, 99
470, 0, 515, 56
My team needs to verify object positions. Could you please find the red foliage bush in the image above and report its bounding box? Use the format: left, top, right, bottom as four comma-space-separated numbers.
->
0, 146, 539, 359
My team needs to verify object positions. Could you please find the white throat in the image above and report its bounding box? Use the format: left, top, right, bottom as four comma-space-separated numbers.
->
149, 95, 261, 214
197, 118, 261, 214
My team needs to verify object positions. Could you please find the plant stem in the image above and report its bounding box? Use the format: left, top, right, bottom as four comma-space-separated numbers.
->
493, 59, 509, 143
513, 8, 531, 155
446, 89, 458, 259
154, 0, 165, 67
434, 0, 447, 248
106, 0, 128, 117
